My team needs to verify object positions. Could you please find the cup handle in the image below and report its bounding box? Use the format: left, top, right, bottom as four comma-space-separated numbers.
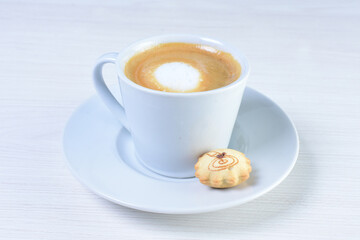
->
93, 52, 129, 130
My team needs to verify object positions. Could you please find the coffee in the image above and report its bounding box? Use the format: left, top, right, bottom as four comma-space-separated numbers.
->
124, 43, 241, 93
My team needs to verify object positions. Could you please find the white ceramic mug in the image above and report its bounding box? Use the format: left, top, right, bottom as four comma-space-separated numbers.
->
93, 35, 250, 178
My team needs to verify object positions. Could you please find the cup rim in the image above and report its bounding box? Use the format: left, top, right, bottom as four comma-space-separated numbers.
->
116, 34, 250, 97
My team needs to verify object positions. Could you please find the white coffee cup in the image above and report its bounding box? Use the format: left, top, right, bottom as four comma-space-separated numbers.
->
93, 35, 250, 178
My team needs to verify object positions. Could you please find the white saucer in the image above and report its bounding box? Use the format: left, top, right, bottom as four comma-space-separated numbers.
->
63, 87, 299, 214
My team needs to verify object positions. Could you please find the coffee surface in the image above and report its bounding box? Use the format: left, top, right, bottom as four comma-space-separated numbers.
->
124, 42, 241, 93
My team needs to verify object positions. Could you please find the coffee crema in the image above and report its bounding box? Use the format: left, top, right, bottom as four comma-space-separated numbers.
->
124, 42, 241, 93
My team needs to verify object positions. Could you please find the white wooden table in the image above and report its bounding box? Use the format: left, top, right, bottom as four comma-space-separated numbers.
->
1, 0, 359, 239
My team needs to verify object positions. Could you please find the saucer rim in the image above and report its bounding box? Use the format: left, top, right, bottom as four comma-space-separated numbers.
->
63, 87, 299, 214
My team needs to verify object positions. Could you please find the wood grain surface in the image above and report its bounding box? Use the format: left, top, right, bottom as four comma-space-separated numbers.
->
0, 0, 359, 239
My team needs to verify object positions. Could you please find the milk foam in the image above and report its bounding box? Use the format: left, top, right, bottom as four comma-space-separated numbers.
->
154, 62, 201, 91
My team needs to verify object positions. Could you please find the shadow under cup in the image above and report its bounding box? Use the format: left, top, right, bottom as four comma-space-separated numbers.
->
97, 35, 250, 178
